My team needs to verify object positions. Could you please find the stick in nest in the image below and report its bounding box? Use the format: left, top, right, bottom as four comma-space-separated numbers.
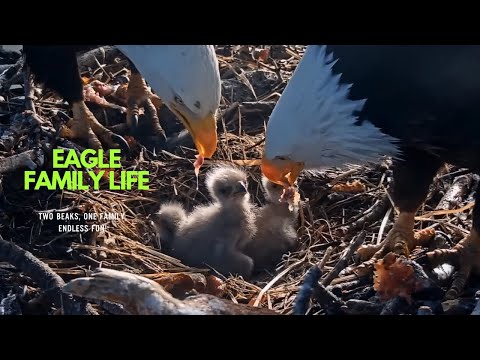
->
0, 148, 44, 175
435, 174, 472, 211
328, 277, 371, 295
341, 195, 390, 234
23, 65, 36, 113
0, 234, 97, 315
322, 231, 367, 287
292, 246, 333, 315
77, 46, 120, 73
63, 268, 278, 315
292, 266, 322, 315
312, 283, 345, 314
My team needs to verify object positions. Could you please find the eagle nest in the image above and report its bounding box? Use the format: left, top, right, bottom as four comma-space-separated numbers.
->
0, 45, 479, 316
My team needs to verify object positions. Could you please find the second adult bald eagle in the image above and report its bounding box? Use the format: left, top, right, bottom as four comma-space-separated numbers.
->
261, 45, 480, 299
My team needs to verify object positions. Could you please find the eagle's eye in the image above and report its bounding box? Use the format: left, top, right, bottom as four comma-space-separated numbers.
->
174, 95, 184, 105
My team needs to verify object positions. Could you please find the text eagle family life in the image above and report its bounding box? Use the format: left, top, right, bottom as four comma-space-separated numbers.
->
24, 149, 150, 190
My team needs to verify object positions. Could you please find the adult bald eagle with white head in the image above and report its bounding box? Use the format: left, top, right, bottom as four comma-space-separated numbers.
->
261, 45, 480, 299
20, 45, 220, 159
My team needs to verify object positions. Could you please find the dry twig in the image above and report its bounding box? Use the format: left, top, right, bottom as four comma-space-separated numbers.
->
322, 231, 367, 286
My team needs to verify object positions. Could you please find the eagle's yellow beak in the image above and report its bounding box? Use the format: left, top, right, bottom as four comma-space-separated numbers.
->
173, 109, 218, 158
261, 155, 304, 188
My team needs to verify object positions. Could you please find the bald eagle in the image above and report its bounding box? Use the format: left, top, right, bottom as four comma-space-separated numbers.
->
20, 45, 220, 158
261, 45, 480, 299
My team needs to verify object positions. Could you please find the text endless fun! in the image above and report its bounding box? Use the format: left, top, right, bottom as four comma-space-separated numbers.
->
24, 149, 149, 190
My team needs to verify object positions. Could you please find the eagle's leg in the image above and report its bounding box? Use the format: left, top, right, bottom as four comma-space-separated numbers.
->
62, 101, 130, 152
357, 149, 444, 266
125, 66, 166, 138
23, 45, 130, 153
427, 191, 480, 299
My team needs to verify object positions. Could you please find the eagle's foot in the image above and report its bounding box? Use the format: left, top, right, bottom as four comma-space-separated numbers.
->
427, 230, 480, 299
59, 101, 130, 154
354, 212, 419, 276
127, 71, 166, 139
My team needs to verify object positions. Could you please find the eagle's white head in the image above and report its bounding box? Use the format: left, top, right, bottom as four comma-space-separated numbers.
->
116, 45, 221, 158
261, 45, 400, 187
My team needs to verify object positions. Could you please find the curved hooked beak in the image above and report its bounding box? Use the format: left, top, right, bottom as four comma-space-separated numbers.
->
171, 108, 218, 158
261, 155, 305, 188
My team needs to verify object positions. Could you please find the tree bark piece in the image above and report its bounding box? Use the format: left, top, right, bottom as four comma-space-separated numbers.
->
63, 268, 278, 315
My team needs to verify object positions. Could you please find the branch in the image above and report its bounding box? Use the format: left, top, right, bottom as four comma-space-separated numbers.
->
292, 266, 322, 315
435, 174, 472, 211
0, 234, 97, 315
343, 196, 390, 234
322, 231, 367, 286
63, 268, 278, 315
313, 283, 345, 314
292, 246, 333, 315
0, 148, 44, 175
23, 65, 36, 113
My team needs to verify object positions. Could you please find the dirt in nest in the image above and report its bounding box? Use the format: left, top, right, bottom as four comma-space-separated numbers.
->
1, 45, 480, 315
